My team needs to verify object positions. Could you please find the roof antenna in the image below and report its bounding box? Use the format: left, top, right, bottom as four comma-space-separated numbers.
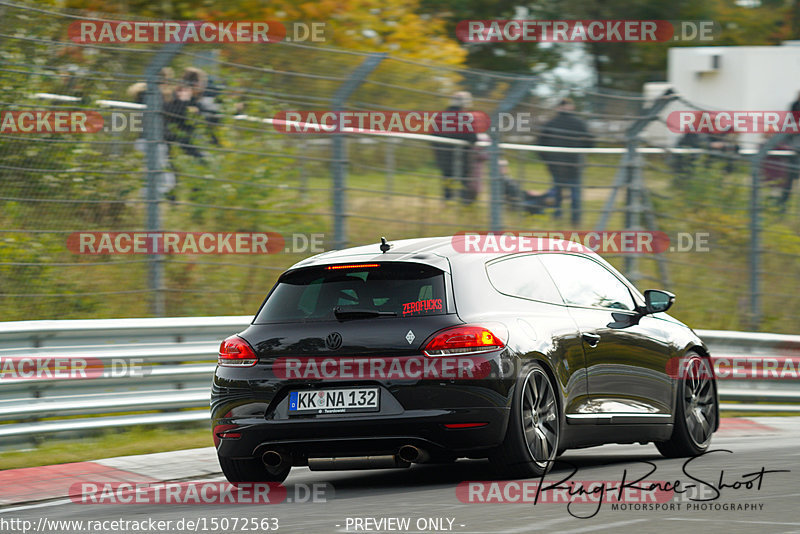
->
379, 237, 391, 253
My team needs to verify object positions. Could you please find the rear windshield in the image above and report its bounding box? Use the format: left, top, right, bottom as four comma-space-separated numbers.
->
254, 262, 448, 323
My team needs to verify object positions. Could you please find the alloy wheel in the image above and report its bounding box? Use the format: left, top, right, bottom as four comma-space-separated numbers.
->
683, 356, 716, 447
520, 367, 559, 467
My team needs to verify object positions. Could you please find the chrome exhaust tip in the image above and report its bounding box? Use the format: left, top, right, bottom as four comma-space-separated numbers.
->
398, 445, 430, 464
262, 450, 289, 473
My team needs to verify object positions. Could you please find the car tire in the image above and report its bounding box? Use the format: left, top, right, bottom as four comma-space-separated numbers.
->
218, 456, 291, 484
490, 361, 560, 478
656, 351, 717, 458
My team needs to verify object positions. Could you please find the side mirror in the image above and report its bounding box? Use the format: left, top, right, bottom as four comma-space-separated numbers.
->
644, 289, 675, 314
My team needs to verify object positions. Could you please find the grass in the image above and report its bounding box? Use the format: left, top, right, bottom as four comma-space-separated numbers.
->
720, 410, 800, 417
0, 425, 212, 470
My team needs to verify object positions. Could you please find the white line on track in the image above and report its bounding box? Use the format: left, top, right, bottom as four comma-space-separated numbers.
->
496, 517, 574, 532
664, 518, 800, 526
561, 518, 648, 533
0, 499, 72, 514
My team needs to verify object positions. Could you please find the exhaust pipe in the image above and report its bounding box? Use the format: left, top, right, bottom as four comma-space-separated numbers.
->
398, 445, 430, 464
262, 450, 290, 473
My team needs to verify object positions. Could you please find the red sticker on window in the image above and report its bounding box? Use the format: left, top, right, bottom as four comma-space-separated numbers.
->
402, 299, 443, 316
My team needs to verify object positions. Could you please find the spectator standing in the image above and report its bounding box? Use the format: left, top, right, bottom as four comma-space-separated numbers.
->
127, 67, 177, 197
537, 98, 593, 225
432, 91, 478, 203
463, 132, 490, 204
163, 67, 209, 160
197, 75, 224, 146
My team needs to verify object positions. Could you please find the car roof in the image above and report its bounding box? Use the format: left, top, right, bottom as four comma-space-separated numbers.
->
289, 235, 599, 273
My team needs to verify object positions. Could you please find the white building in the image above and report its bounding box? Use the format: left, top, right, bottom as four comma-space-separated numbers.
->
643, 44, 800, 149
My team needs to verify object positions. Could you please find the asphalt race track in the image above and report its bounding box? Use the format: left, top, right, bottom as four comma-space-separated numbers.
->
2, 418, 798, 534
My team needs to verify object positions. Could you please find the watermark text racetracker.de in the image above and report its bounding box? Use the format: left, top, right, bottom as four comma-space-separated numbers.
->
69, 481, 331, 505
458, 478, 674, 519
68, 20, 327, 43
456, 20, 718, 43
273, 355, 493, 381
451, 231, 711, 254
272, 110, 490, 134
0, 356, 148, 381
668, 353, 800, 380
0, 110, 143, 134
668, 110, 800, 134
67, 232, 325, 254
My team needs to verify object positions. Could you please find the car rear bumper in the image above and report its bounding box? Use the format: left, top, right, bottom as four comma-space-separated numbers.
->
214, 406, 510, 461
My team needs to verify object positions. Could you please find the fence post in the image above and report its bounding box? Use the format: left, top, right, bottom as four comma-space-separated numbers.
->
490, 77, 536, 232
329, 53, 385, 250
599, 89, 677, 232
623, 148, 643, 285
143, 42, 182, 317
599, 90, 676, 286
385, 137, 396, 199
749, 132, 788, 330
297, 138, 309, 202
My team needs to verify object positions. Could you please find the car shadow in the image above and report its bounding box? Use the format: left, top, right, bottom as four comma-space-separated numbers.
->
282, 447, 669, 500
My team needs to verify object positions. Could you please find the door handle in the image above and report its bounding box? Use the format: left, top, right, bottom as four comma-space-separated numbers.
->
582, 332, 601, 347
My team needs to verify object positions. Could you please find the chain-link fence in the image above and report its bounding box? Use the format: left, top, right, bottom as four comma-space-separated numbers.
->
1, 1, 799, 333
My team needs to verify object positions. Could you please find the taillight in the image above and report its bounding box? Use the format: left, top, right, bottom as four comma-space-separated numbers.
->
325, 263, 380, 270
212, 424, 241, 447
423, 325, 505, 357
218, 335, 258, 367
443, 422, 488, 429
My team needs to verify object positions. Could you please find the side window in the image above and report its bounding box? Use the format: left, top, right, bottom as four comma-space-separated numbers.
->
486, 255, 563, 304
538, 254, 635, 311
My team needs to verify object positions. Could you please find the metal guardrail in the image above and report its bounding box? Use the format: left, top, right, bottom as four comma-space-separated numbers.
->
0, 316, 249, 442
0, 318, 798, 442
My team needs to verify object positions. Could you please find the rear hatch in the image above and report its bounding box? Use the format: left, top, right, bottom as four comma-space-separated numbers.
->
242, 261, 459, 362
225, 260, 511, 419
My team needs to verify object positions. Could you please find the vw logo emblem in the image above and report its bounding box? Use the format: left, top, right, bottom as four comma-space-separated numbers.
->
325, 332, 342, 350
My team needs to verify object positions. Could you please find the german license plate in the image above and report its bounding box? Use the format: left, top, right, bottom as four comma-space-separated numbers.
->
288, 388, 379, 414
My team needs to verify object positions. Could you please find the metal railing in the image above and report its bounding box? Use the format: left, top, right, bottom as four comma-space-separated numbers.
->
0, 317, 798, 443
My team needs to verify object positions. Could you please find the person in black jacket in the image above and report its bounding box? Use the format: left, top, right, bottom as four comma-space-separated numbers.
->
538, 98, 593, 225
163, 67, 209, 160
432, 91, 479, 203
